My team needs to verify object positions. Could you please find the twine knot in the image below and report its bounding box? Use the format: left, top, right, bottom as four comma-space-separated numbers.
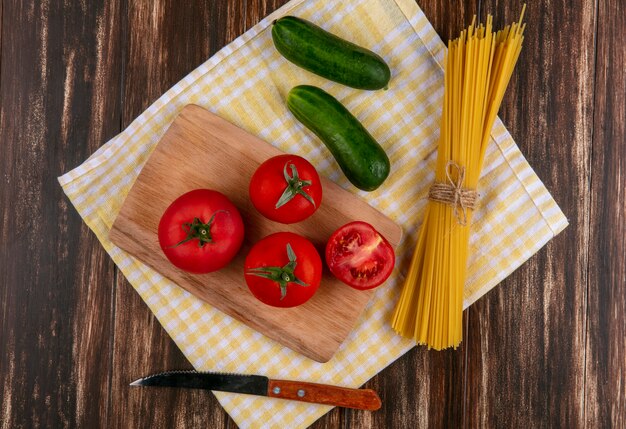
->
428, 161, 478, 226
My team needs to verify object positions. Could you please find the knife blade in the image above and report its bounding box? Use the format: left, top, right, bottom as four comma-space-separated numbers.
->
130, 370, 381, 411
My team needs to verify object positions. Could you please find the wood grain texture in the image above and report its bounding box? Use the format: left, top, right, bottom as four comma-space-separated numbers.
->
267, 380, 381, 410
109, 274, 230, 429
585, 0, 626, 426
1, 0, 625, 427
466, 0, 595, 427
0, 1, 122, 428
109, 105, 401, 362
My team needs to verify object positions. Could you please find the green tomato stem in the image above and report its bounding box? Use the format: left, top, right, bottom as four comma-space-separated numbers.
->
275, 162, 316, 209
170, 210, 228, 248
245, 243, 309, 300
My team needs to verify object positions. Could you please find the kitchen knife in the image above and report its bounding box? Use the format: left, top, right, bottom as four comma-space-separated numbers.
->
130, 370, 381, 410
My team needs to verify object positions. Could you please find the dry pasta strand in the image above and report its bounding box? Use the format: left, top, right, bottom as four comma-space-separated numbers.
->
391, 7, 526, 350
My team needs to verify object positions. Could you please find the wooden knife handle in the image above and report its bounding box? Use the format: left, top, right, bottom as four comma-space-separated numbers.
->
267, 379, 381, 410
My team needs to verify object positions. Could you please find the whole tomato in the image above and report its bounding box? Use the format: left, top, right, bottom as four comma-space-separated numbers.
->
158, 189, 244, 274
249, 154, 322, 224
325, 221, 394, 290
244, 232, 322, 307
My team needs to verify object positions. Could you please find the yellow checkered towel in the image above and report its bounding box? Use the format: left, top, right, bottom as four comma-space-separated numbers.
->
59, 0, 568, 427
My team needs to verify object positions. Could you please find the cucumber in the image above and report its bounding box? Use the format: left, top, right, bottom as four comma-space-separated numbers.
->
272, 16, 391, 90
287, 85, 390, 191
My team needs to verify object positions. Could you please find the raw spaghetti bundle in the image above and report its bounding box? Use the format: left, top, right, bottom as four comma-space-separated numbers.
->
391, 8, 526, 350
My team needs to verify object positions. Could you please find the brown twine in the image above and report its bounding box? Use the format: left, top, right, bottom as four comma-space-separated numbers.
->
428, 161, 478, 226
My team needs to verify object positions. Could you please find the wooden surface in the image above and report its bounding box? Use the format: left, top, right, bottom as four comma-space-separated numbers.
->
266, 379, 382, 411
109, 104, 402, 363
0, 0, 623, 428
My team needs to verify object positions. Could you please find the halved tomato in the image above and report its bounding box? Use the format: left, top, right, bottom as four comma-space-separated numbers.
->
325, 221, 394, 290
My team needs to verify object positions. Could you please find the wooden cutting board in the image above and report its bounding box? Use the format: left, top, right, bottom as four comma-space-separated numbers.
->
109, 105, 402, 362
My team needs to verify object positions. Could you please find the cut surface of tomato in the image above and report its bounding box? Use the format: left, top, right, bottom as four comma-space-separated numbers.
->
325, 221, 394, 290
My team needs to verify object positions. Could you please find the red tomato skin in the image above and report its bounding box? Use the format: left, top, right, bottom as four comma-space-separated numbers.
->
249, 155, 322, 224
158, 189, 244, 274
244, 232, 322, 308
325, 221, 395, 290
